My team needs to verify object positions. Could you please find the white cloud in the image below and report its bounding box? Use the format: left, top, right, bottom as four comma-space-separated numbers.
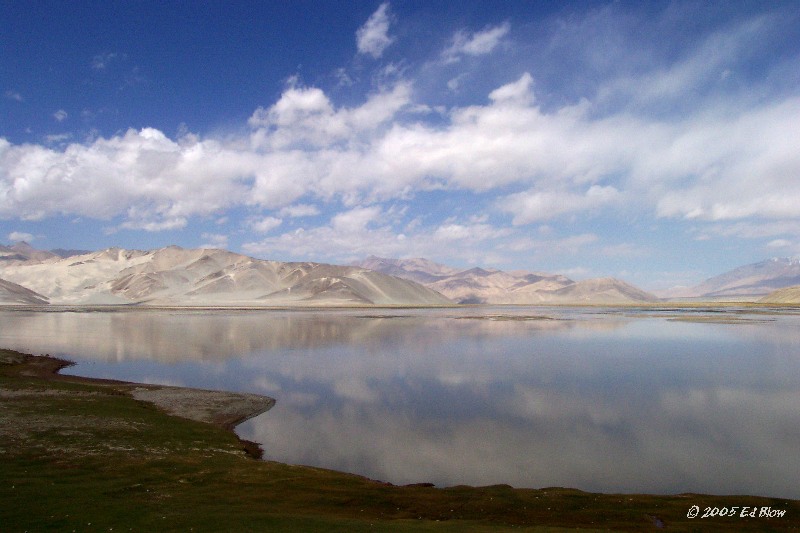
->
0, 129, 253, 227
278, 204, 320, 218
242, 205, 517, 265
502, 185, 621, 225
701, 221, 800, 240
7, 231, 34, 242
53, 109, 68, 122
249, 216, 282, 233
3, 67, 798, 241
120, 205, 188, 232
248, 81, 411, 149
200, 232, 228, 249
442, 22, 510, 63
488, 71, 534, 106
330, 205, 380, 232
767, 239, 792, 248
356, 2, 394, 58
243, 206, 405, 261
432, 221, 511, 242
2, 29, 800, 258
652, 97, 800, 221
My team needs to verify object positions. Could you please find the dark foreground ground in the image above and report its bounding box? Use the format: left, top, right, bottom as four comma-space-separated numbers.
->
1, 348, 797, 532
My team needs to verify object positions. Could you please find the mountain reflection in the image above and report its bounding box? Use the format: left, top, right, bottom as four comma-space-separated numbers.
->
0, 308, 585, 362
1, 307, 798, 498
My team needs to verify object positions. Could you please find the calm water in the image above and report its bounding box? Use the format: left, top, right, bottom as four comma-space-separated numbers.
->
1, 306, 798, 498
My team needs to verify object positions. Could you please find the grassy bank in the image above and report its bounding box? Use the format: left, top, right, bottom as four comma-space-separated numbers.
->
1, 349, 797, 531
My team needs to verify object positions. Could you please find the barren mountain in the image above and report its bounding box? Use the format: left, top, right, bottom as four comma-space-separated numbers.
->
0, 277, 49, 305
666, 257, 800, 299
355, 256, 461, 284
541, 277, 659, 304
355, 256, 657, 304
0, 242, 60, 264
0, 245, 451, 306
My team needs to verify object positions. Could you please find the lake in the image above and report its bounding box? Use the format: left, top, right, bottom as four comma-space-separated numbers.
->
1, 306, 798, 498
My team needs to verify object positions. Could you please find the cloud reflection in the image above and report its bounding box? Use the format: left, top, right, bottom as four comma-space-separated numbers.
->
1, 308, 798, 498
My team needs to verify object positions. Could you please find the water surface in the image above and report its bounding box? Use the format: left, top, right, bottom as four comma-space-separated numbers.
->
1, 306, 798, 498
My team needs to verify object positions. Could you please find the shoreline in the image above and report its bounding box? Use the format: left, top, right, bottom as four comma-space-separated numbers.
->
1, 349, 275, 459
1, 300, 799, 312
2, 348, 798, 530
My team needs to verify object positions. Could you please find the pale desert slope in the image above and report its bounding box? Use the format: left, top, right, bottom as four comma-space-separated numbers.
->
758, 285, 800, 304
0, 278, 49, 305
354, 256, 659, 304
0, 246, 451, 306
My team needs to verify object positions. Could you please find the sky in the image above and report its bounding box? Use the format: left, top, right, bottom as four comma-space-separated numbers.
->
1, 1, 799, 291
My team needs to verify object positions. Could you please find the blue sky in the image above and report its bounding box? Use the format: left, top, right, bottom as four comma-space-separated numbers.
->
2, 1, 799, 290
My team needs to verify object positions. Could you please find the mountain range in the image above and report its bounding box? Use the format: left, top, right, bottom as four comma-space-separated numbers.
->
353, 256, 659, 304
663, 257, 800, 300
1, 242, 799, 306
0, 244, 450, 306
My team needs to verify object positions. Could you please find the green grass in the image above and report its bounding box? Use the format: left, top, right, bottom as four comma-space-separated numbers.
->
1, 349, 798, 531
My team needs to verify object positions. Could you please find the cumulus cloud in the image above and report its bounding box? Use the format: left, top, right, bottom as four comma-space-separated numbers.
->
356, 2, 394, 58
248, 81, 412, 149
442, 22, 510, 63
3, 69, 799, 239
0, 128, 253, 227
2, 22, 800, 258
53, 109, 68, 122
3, 68, 799, 239
249, 216, 282, 233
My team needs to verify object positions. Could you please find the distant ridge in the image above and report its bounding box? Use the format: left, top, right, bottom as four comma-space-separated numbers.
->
664, 257, 800, 299
0, 242, 59, 263
353, 256, 659, 304
356, 256, 461, 284
0, 244, 451, 306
